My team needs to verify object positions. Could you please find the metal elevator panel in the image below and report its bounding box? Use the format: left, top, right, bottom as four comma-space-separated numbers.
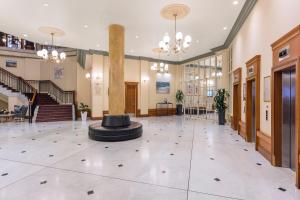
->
251, 80, 256, 142
282, 68, 296, 171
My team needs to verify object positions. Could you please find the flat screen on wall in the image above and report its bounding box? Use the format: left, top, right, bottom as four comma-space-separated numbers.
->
6, 60, 17, 67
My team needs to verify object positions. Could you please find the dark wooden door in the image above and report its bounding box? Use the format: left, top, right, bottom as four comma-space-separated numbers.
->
125, 82, 138, 115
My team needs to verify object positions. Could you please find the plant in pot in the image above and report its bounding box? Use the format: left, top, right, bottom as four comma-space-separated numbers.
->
175, 90, 184, 115
214, 89, 229, 125
78, 103, 90, 121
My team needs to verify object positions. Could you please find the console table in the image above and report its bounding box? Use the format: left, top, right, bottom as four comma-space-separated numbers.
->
156, 102, 173, 116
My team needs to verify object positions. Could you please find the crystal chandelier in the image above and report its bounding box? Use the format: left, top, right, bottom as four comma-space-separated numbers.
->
151, 62, 169, 73
158, 13, 192, 55
37, 33, 66, 64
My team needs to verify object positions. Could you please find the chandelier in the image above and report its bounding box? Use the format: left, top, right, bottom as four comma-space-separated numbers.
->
159, 4, 192, 55
151, 62, 169, 73
37, 32, 66, 64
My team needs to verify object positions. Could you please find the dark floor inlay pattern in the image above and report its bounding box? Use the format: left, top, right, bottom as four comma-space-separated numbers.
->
210, 157, 215, 160
105, 147, 109, 149
87, 190, 94, 195
162, 170, 166, 174
1, 173, 8, 176
256, 163, 262, 166
135, 150, 139, 152
21, 150, 26, 153
170, 153, 174, 156
40, 180, 47, 185
49, 154, 54, 157
278, 187, 286, 192
118, 164, 123, 167
243, 149, 248, 151
81, 159, 86, 162
214, 178, 221, 182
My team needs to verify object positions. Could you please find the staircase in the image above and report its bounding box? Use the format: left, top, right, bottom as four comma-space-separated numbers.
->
35, 93, 73, 122
0, 67, 76, 123
32, 81, 75, 122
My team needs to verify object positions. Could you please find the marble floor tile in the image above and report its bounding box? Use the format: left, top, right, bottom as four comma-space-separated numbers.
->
0, 116, 299, 200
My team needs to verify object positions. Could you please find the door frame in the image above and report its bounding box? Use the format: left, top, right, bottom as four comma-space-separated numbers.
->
125, 82, 138, 116
245, 55, 261, 147
232, 68, 242, 131
271, 25, 300, 188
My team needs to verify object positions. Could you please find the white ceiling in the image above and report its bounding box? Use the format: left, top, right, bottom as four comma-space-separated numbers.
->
0, 0, 245, 61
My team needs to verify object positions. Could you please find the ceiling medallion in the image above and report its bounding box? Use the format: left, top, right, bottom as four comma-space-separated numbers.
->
36, 26, 66, 64
159, 4, 192, 55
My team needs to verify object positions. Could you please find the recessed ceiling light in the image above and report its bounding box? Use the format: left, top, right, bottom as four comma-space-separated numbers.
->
223, 26, 228, 30
84, 25, 88, 28
22, 34, 28, 38
233, 1, 239, 5
196, 40, 199, 43
43, 3, 49, 7
135, 35, 139, 39
130, 49, 134, 53
96, 44, 100, 47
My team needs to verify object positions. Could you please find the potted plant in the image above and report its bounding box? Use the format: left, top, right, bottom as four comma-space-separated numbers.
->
175, 90, 184, 115
78, 103, 90, 121
214, 89, 229, 125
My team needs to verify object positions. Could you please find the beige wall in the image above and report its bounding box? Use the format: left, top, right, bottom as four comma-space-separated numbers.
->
230, 0, 300, 135
86, 54, 180, 117
0, 49, 182, 117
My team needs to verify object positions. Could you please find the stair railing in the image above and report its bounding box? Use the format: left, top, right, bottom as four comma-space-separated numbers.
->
0, 67, 37, 123
26, 80, 75, 105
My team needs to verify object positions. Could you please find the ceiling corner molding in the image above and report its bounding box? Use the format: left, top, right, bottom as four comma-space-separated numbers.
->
223, 0, 257, 48
179, 0, 257, 64
177, 51, 215, 65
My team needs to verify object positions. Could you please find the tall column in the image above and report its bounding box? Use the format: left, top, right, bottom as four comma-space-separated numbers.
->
109, 24, 125, 115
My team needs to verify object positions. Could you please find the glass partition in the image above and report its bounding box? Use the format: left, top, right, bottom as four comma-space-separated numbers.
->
182, 55, 223, 121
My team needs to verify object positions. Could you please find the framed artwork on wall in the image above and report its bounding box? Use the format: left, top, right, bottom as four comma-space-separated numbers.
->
156, 74, 170, 94
264, 76, 271, 102
53, 66, 64, 79
6, 60, 17, 67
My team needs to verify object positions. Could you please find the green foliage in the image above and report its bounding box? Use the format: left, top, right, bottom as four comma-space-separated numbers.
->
78, 102, 90, 113
176, 90, 184, 104
214, 89, 230, 112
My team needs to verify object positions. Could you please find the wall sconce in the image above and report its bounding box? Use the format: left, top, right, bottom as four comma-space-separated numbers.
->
85, 72, 91, 79
142, 76, 150, 83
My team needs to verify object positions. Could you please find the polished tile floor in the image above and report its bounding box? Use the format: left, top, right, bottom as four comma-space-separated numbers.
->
0, 116, 299, 200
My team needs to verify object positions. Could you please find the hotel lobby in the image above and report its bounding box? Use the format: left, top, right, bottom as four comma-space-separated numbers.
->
0, 0, 300, 199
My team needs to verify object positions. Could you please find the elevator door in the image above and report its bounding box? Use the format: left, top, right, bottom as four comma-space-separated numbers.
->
282, 68, 296, 171
251, 80, 256, 142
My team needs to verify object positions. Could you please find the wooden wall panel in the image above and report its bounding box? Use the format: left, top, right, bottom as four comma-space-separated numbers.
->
238, 120, 246, 139
257, 131, 272, 162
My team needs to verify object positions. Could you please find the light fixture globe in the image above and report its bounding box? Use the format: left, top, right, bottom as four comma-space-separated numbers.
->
163, 33, 170, 44
52, 50, 58, 57
184, 35, 192, 43
60, 52, 66, 60
176, 32, 183, 41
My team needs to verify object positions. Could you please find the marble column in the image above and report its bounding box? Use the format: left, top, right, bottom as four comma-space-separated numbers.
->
109, 24, 125, 115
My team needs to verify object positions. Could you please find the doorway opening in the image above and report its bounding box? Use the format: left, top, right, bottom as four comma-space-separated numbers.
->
232, 68, 241, 131
246, 79, 256, 142
273, 66, 296, 171
125, 82, 138, 117
245, 55, 260, 145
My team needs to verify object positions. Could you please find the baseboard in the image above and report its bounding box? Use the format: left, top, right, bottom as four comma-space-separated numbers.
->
238, 120, 246, 139
257, 130, 271, 162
